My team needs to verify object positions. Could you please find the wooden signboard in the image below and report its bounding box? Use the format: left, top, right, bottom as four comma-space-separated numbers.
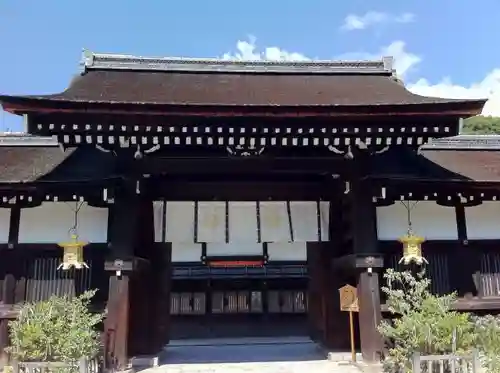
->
338, 284, 359, 362
338, 284, 359, 312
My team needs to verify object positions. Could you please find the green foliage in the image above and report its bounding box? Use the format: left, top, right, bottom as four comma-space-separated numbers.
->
463, 116, 500, 134
474, 315, 500, 373
379, 269, 476, 373
7, 290, 104, 367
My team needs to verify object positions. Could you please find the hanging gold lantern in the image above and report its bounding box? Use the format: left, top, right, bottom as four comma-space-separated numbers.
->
57, 232, 89, 270
398, 230, 428, 265
57, 202, 89, 270
398, 201, 428, 266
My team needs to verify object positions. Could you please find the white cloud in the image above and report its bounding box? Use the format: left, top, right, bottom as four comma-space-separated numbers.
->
222, 38, 499, 116
222, 36, 309, 61
341, 11, 415, 31
335, 41, 421, 78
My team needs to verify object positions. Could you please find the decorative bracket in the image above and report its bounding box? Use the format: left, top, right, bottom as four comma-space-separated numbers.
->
327, 142, 390, 158
134, 144, 161, 159
226, 145, 265, 157
327, 144, 353, 159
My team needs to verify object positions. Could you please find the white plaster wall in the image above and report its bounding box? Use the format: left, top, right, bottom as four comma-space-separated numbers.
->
290, 202, 321, 242
164, 201, 196, 243
206, 243, 263, 256
228, 202, 258, 243
320, 201, 330, 242
465, 202, 500, 239
0, 208, 10, 244
267, 242, 307, 261
156, 200, 330, 243
259, 201, 291, 242
376, 201, 457, 240
198, 201, 226, 243
172, 243, 202, 262
19, 202, 108, 243
153, 200, 164, 243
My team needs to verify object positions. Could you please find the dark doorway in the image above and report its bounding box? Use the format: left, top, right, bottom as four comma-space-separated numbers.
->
169, 275, 308, 340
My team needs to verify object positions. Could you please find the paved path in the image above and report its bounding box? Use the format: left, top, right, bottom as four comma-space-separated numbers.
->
138, 338, 362, 373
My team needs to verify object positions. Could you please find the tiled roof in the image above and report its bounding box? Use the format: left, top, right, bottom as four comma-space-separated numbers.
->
0, 136, 117, 184
0, 51, 486, 115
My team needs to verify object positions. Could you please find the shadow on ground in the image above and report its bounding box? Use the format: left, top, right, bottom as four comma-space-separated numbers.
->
159, 339, 327, 364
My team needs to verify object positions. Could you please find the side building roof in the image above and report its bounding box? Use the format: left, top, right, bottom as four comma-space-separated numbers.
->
368, 135, 500, 183
0, 51, 487, 117
0, 134, 117, 185
1, 134, 500, 187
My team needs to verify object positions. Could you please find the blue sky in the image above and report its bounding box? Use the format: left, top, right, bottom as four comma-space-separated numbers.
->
1, 0, 499, 131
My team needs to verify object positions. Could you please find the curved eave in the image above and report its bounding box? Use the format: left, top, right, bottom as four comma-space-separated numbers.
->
366, 175, 500, 185
0, 95, 487, 118
0, 176, 121, 188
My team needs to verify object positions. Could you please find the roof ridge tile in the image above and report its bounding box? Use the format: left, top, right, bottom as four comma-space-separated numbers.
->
81, 49, 394, 75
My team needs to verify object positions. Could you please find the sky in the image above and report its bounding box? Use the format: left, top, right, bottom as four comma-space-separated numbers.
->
1, 0, 499, 131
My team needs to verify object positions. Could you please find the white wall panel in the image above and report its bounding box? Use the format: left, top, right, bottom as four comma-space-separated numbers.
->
260, 202, 290, 242
153, 201, 165, 243
172, 243, 202, 262
197, 201, 226, 243
19, 202, 108, 243
465, 202, 500, 239
0, 208, 10, 244
206, 243, 263, 256
165, 202, 195, 243
267, 242, 307, 261
290, 202, 318, 242
156, 200, 331, 243
377, 201, 457, 240
228, 202, 258, 243
320, 201, 330, 241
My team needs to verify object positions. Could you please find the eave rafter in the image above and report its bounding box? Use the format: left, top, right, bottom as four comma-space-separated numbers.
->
0, 185, 115, 208
371, 183, 500, 206
29, 117, 457, 150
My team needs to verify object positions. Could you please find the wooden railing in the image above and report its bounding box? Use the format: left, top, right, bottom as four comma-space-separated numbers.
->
11, 357, 102, 373
412, 351, 480, 373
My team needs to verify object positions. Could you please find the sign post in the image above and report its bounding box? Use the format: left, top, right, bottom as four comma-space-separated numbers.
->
338, 284, 359, 362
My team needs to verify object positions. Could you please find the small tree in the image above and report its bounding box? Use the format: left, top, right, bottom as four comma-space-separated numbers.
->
379, 269, 476, 372
7, 290, 104, 367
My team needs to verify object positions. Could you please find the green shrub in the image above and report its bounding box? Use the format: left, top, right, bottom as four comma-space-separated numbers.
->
474, 314, 500, 373
7, 290, 104, 365
379, 269, 476, 373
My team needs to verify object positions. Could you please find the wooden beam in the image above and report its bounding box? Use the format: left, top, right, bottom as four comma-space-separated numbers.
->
140, 156, 347, 175
147, 180, 331, 201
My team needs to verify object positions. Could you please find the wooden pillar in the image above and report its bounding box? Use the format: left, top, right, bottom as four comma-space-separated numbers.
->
0, 206, 23, 367
453, 204, 479, 297
104, 191, 147, 371
307, 181, 352, 350
307, 243, 326, 343
308, 244, 350, 349
105, 275, 130, 370
153, 243, 172, 348
350, 179, 383, 364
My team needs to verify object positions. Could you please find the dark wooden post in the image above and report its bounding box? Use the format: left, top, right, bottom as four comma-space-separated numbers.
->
0, 206, 23, 367
153, 243, 172, 348
308, 185, 350, 351
453, 204, 479, 297
104, 191, 147, 371
350, 179, 384, 364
